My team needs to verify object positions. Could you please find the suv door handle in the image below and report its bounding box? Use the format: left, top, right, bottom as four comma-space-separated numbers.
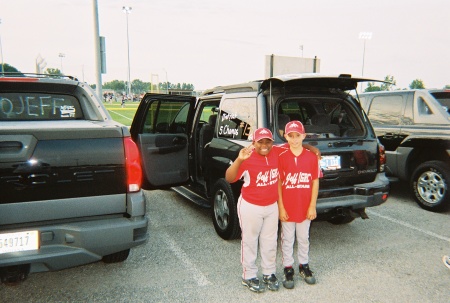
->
0, 141, 23, 153
383, 133, 395, 139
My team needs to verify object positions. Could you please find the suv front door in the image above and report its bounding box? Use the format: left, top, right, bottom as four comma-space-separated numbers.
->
130, 94, 196, 187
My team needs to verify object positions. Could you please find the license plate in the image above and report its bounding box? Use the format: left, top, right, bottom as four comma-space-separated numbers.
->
0, 230, 39, 254
320, 155, 341, 171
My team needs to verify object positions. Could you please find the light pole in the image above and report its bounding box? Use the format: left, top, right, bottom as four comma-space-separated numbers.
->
59, 53, 65, 73
122, 6, 132, 98
359, 32, 372, 92
359, 32, 372, 77
0, 18, 4, 74
163, 69, 169, 94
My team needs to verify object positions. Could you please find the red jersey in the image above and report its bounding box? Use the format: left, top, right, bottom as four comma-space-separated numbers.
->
278, 148, 320, 223
234, 145, 287, 206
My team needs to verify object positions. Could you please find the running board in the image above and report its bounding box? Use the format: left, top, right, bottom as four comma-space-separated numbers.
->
171, 186, 211, 208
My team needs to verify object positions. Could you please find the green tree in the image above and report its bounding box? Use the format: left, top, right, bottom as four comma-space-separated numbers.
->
182, 83, 195, 90
131, 79, 151, 94
444, 84, 450, 89
103, 80, 126, 92
409, 79, 425, 89
0, 63, 22, 74
45, 68, 62, 76
365, 82, 382, 92
381, 75, 396, 91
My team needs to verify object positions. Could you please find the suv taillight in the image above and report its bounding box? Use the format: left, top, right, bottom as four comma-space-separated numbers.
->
124, 137, 142, 192
379, 143, 386, 172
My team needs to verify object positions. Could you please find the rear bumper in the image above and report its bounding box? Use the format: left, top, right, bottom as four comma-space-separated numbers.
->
0, 216, 148, 273
317, 173, 390, 215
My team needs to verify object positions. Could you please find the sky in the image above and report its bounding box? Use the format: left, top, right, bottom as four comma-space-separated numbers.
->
1, 0, 449, 91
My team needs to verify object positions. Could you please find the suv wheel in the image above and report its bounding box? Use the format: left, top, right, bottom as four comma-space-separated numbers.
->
212, 179, 240, 240
411, 161, 450, 212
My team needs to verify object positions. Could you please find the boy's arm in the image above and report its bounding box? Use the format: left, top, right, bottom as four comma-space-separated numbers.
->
225, 145, 252, 183
278, 178, 289, 221
303, 144, 321, 159
306, 178, 319, 220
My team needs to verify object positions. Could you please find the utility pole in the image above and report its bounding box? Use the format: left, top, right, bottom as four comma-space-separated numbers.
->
93, 0, 102, 99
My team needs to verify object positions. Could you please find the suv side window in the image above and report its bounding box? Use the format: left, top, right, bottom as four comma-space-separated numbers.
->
217, 97, 256, 140
417, 97, 432, 115
367, 96, 403, 125
143, 100, 190, 134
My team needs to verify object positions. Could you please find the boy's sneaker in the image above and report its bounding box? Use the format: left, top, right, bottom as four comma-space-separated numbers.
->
242, 277, 265, 293
443, 256, 450, 270
283, 267, 295, 289
299, 264, 316, 285
262, 274, 280, 291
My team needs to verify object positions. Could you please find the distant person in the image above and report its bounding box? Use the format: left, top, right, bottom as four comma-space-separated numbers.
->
121, 95, 126, 108
277, 121, 320, 289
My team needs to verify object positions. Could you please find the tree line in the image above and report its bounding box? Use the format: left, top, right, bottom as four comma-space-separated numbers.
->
0, 64, 195, 95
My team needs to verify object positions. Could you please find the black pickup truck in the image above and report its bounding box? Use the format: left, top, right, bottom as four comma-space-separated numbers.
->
0, 74, 148, 283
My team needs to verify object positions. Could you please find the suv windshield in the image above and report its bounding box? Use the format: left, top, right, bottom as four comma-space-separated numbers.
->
0, 93, 83, 121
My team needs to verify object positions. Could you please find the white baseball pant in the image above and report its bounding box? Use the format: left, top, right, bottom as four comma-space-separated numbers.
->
281, 220, 311, 267
237, 196, 278, 280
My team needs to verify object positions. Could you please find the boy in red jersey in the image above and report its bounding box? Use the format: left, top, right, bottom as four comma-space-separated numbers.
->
225, 127, 319, 293
278, 121, 320, 289
225, 128, 281, 293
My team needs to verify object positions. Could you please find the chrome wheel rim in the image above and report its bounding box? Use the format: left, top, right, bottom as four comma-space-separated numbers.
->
417, 170, 446, 204
214, 189, 230, 230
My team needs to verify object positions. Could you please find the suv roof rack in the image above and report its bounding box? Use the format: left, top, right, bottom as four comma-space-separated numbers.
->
201, 81, 261, 96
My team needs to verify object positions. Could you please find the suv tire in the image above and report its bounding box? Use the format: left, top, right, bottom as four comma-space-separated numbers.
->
411, 161, 450, 212
212, 179, 240, 240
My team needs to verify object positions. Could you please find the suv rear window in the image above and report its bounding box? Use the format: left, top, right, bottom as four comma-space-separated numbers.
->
0, 93, 83, 121
278, 97, 364, 138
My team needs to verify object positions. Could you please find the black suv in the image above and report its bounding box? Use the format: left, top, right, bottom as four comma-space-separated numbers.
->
130, 74, 390, 240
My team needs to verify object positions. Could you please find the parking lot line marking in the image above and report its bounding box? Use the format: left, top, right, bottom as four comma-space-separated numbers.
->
367, 210, 450, 243
152, 221, 212, 286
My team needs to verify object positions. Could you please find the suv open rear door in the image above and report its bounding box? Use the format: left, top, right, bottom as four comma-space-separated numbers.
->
130, 94, 196, 187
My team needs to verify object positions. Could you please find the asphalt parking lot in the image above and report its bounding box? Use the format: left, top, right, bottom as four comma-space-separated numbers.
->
1, 182, 449, 302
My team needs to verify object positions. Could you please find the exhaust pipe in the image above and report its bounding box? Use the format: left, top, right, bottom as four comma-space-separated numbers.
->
334, 207, 369, 219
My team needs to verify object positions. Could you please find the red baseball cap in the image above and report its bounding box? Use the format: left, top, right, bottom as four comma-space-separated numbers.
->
285, 120, 305, 135
253, 128, 274, 142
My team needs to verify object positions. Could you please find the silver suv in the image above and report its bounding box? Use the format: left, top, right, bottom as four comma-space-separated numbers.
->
358, 89, 450, 211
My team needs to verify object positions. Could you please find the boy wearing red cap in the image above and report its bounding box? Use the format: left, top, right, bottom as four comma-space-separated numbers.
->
225, 128, 281, 293
278, 120, 320, 289
225, 127, 318, 293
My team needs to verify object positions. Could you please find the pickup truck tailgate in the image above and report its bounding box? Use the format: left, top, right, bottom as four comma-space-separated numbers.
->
0, 121, 127, 225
